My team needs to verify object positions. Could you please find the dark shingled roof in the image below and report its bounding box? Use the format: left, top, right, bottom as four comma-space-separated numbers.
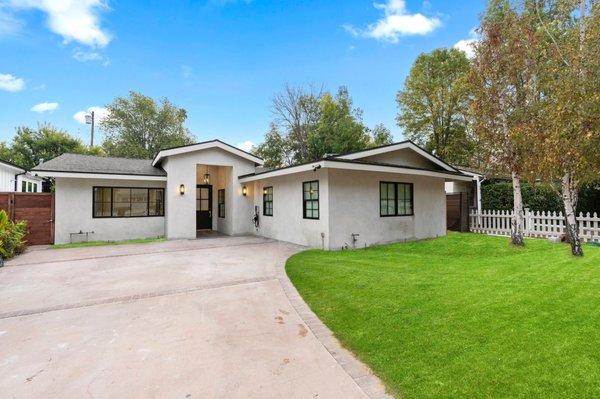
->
32, 153, 166, 177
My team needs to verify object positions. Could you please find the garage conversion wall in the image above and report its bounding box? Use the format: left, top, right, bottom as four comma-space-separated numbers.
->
54, 177, 166, 244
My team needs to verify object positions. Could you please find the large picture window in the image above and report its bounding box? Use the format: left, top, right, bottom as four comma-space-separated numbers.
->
93, 187, 164, 218
380, 182, 413, 217
303, 180, 319, 219
218, 189, 225, 218
263, 186, 273, 216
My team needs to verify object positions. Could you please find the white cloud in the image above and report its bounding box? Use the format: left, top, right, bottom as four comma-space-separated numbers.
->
0, 7, 23, 36
72, 48, 110, 66
31, 101, 58, 112
344, 0, 441, 43
9, 0, 111, 48
73, 106, 109, 124
237, 140, 255, 152
0, 73, 25, 92
453, 28, 478, 58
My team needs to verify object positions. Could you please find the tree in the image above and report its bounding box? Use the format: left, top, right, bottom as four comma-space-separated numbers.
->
271, 84, 322, 164
526, 0, 600, 256
257, 84, 391, 165
307, 87, 372, 159
470, 0, 541, 246
101, 91, 195, 159
370, 124, 394, 147
6, 124, 101, 169
253, 123, 290, 168
396, 48, 475, 166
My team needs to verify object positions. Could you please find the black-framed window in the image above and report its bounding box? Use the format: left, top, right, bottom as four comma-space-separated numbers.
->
21, 181, 26, 192
263, 186, 273, 216
303, 180, 319, 219
218, 189, 225, 218
93, 187, 164, 218
380, 182, 413, 217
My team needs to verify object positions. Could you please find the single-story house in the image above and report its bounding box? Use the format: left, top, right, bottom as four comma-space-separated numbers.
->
0, 158, 44, 193
32, 139, 472, 249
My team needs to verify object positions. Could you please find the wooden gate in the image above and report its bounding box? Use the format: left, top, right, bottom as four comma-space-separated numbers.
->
446, 193, 469, 232
0, 193, 54, 245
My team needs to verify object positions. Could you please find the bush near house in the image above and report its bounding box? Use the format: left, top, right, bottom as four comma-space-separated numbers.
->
0, 210, 27, 259
482, 181, 600, 213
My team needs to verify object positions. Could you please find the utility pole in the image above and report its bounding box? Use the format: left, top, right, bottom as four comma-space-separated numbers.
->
85, 111, 95, 146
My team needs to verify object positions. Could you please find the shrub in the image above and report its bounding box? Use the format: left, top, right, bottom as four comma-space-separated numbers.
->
0, 210, 27, 259
481, 182, 599, 213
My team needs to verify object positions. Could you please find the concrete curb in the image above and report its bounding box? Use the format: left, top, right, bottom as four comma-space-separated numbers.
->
276, 264, 393, 399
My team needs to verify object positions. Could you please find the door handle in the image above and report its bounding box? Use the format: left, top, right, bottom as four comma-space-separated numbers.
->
209, 211, 212, 217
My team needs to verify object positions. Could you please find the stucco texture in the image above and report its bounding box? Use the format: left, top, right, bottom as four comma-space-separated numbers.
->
54, 177, 166, 244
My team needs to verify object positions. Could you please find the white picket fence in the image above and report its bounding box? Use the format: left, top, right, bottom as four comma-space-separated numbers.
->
469, 209, 600, 243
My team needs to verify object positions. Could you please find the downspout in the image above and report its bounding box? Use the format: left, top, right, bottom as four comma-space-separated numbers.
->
476, 175, 486, 225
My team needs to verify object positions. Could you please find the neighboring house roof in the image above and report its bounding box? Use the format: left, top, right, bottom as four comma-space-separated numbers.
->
153, 139, 263, 166
331, 141, 459, 172
238, 157, 472, 183
0, 158, 26, 173
33, 153, 166, 179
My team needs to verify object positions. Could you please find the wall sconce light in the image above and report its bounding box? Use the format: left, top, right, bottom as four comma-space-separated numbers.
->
179, 184, 186, 195
242, 186, 247, 196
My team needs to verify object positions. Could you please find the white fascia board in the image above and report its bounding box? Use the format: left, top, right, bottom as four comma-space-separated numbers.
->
34, 171, 167, 181
238, 162, 324, 183
335, 142, 457, 172
238, 160, 472, 182
323, 160, 473, 181
457, 169, 483, 180
153, 141, 264, 166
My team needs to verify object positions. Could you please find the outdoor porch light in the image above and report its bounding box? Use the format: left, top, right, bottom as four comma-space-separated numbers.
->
203, 165, 210, 184
242, 186, 247, 196
179, 184, 186, 195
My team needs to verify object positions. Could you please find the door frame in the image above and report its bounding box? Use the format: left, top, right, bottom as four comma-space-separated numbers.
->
196, 184, 213, 230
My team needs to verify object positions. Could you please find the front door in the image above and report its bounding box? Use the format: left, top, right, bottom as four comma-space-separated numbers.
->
196, 185, 212, 230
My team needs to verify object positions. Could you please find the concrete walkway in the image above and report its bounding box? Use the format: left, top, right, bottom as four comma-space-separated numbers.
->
0, 236, 390, 398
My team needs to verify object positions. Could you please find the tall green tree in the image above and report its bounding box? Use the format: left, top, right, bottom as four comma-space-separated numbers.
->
307, 87, 372, 160
101, 91, 195, 159
253, 123, 290, 168
370, 124, 394, 147
396, 48, 474, 166
470, 0, 541, 246
4, 124, 101, 169
258, 84, 392, 165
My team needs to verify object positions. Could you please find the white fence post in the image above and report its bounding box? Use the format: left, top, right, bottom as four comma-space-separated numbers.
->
468, 209, 600, 243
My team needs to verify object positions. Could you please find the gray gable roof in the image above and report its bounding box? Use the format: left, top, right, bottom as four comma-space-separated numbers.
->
32, 153, 166, 177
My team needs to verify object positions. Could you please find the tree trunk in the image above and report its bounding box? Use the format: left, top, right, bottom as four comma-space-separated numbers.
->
561, 172, 583, 256
511, 169, 525, 246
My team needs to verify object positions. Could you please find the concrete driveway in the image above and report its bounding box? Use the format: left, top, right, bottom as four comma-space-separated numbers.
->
0, 236, 385, 398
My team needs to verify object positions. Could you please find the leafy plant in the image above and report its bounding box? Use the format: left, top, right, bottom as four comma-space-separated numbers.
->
0, 210, 27, 259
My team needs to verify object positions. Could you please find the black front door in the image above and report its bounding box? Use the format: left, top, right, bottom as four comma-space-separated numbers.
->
196, 185, 212, 230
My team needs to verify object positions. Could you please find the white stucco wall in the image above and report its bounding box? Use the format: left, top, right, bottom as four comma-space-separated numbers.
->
162, 147, 257, 239
251, 169, 330, 249
327, 169, 446, 249
54, 177, 166, 244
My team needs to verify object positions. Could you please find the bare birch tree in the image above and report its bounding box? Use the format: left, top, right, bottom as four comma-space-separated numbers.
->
470, 0, 541, 246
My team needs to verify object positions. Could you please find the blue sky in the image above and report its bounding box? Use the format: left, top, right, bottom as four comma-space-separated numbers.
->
0, 0, 484, 151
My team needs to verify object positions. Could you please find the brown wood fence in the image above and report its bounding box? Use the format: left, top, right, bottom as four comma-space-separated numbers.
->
446, 193, 469, 232
0, 192, 54, 245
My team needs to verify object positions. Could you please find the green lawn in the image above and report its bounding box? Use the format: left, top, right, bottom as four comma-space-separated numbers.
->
50, 236, 165, 249
286, 233, 600, 398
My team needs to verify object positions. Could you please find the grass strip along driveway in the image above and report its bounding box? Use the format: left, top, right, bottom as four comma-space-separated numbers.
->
286, 233, 600, 398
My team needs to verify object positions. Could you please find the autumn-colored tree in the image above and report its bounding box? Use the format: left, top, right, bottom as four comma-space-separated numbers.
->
526, 0, 600, 256
470, 0, 541, 246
